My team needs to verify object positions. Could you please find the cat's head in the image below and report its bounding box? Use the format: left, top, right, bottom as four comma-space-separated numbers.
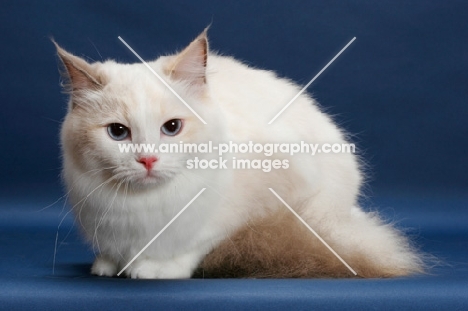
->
56, 30, 223, 188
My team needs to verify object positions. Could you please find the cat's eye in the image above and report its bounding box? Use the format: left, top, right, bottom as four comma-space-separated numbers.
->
107, 123, 130, 141
161, 119, 182, 136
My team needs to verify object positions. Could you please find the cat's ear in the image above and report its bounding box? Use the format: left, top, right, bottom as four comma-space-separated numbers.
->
53, 40, 102, 93
168, 29, 209, 86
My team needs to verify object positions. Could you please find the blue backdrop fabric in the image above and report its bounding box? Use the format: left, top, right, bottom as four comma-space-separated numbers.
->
1, 1, 467, 310
1, 194, 467, 310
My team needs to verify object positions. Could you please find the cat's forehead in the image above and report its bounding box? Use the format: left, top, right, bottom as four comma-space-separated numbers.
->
102, 61, 165, 90
99, 61, 191, 119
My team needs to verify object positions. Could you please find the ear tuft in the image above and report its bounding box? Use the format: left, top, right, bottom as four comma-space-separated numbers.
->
168, 29, 209, 86
52, 40, 102, 93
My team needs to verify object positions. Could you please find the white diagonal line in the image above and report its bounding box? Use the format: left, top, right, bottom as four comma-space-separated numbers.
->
118, 36, 207, 125
117, 188, 206, 276
268, 188, 357, 276
268, 37, 356, 124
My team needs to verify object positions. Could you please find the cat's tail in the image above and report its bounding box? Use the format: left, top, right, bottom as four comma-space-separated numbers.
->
196, 207, 431, 278
305, 206, 430, 278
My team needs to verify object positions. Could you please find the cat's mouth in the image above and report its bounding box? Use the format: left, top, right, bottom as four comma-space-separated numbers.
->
111, 169, 163, 186
138, 170, 161, 184
112, 168, 171, 186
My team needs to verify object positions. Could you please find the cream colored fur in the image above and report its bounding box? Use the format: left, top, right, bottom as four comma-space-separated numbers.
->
56, 31, 423, 279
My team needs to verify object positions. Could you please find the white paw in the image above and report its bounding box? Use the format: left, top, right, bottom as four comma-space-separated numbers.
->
128, 259, 192, 279
91, 256, 118, 277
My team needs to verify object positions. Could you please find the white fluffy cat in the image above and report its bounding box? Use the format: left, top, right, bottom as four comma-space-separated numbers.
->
55, 30, 423, 279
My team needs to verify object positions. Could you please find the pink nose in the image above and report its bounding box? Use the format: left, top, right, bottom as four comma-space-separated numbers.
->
138, 156, 157, 170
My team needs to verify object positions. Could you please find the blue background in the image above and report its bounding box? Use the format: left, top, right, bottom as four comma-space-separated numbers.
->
1, 1, 467, 309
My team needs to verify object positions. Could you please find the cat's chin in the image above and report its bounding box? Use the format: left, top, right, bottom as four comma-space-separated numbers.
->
126, 177, 165, 192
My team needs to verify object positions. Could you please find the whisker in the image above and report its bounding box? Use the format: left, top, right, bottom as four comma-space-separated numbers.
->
52, 173, 118, 275
93, 178, 125, 254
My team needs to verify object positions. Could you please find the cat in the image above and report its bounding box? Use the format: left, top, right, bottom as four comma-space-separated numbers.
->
55, 29, 424, 279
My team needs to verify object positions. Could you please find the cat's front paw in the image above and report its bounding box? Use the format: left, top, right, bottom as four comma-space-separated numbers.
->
91, 255, 118, 277
128, 259, 192, 279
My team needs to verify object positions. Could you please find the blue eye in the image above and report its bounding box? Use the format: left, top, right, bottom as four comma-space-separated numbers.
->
107, 123, 130, 141
161, 119, 182, 136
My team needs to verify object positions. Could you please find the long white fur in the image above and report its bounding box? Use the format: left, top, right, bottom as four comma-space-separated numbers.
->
58, 32, 422, 279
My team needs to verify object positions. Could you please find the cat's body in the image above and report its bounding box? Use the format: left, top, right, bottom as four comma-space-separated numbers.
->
57, 31, 423, 278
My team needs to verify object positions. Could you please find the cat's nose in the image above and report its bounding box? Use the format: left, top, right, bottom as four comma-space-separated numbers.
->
137, 156, 158, 170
